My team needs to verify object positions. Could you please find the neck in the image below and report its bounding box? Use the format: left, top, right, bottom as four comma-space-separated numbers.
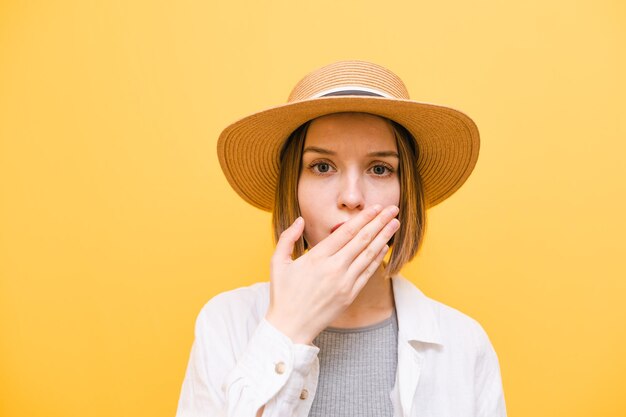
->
329, 264, 395, 328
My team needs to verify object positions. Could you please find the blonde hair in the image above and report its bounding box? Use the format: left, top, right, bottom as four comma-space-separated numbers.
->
272, 114, 426, 276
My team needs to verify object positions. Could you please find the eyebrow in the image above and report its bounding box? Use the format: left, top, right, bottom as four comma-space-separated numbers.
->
303, 146, 399, 158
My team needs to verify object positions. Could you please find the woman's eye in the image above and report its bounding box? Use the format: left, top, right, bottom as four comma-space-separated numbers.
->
316, 163, 331, 173
308, 161, 335, 175
372, 165, 387, 175
371, 164, 393, 176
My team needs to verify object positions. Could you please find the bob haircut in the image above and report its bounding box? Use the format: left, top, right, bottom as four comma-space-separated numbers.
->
272, 113, 426, 276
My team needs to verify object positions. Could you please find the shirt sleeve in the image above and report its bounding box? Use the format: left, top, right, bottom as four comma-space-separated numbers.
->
176, 295, 320, 417
474, 325, 507, 417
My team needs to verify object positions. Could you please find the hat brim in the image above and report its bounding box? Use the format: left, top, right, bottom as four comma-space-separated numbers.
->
217, 96, 479, 211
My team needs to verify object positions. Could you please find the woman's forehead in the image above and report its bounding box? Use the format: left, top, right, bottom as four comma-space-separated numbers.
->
304, 112, 397, 151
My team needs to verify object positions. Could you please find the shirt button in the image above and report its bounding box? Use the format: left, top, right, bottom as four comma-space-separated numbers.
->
299, 389, 309, 400
274, 361, 286, 374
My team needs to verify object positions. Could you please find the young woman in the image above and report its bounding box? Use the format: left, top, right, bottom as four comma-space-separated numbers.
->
176, 61, 507, 417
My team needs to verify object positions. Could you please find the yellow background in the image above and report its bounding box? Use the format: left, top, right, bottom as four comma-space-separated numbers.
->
1, 1, 625, 416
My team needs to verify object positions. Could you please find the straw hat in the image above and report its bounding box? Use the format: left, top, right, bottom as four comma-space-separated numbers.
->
217, 60, 479, 211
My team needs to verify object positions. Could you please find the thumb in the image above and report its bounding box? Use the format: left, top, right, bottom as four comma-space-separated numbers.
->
272, 217, 305, 265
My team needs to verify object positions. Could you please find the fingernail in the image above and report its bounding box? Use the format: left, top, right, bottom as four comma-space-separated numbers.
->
295, 217, 303, 226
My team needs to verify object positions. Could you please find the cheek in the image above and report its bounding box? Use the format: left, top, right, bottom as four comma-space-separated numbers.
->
297, 177, 327, 212
296, 179, 318, 235
386, 180, 400, 205
393, 182, 401, 206
296, 180, 309, 215
368, 179, 400, 207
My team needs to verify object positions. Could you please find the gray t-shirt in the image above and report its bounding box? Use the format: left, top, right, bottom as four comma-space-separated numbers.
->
309, 309, 399, 417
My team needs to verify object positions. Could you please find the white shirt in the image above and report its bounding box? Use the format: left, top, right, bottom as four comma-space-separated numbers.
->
176, 276, 507, 417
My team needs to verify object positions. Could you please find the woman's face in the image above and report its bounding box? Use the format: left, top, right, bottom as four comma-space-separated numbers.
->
298, 112, 400, 248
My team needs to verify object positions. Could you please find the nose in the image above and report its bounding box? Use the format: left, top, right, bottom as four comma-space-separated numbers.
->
337, 173, 365, 211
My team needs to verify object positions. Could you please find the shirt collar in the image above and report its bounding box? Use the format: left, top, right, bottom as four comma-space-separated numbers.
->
392, 275, 444, 346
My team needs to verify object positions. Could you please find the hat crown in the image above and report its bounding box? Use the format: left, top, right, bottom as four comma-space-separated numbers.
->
287, 60, 410, 102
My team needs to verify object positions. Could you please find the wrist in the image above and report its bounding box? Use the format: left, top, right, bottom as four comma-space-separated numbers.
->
265, 312, 314, 345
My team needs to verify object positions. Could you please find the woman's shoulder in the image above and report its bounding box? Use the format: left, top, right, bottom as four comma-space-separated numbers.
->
193, 281, 271, 339
430, 296, 494, 350
198, 281, 270, 318
392, 275, 495, 351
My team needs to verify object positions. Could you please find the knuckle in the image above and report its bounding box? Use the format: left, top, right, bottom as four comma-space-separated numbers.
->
358, 231, 373, 244
327, 262, 343, 277
381, 227, 394, 240
363, 263, 377, 277
364, 247, 378, 262
342, 224, 358, 239
337, 282, 350, 296
307, 251, 320, 263
269, 257, 281, 271
337, 286, 352, 305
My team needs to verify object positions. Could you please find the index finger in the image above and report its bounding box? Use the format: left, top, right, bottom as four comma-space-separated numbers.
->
308, 204, 384, 257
